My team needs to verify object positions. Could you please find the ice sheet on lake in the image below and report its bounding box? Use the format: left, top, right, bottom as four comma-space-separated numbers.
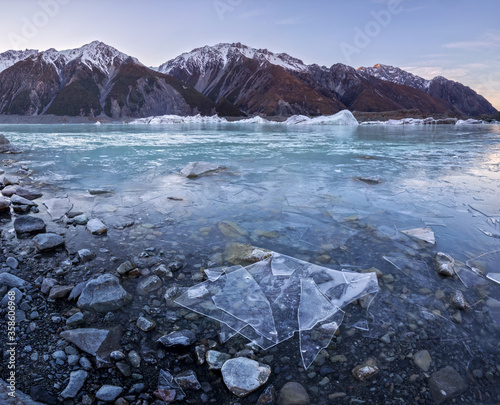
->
175, 252, 379, 369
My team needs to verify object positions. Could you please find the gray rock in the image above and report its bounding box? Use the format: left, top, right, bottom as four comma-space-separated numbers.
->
66, 312, 85, 328
3, 176, 19, 186
180, 161, 226, 178
221, 357, 271, 398
13, 187, 43, 200
136, 275, 162, 295
206, 350, 232, 370
73, 214, 89, 225
451, 290, 466, 309
356, 175, 382, 184
60, 327, 121, 357
352, 358, 379, 381
14, 216, 46, 235
0, 196, 10, 212
48, 285, 73, 299
77, 274, 131, 313
428, 366, 467, 404
136, 316, 156, 332
116, 259, 136, 275
154, 264, 174, 278
414, 350, 432, 372
43, 198, 73, 220
86, 218, 107, 235
52, 350, 67, 361
175, 370, 202, 390
0, 287, 23, 307
78, 249, 95, 262
88, 188, 113, 195
41, 278, 57, 294
60, 370, 88, 399
110, 350, 126, 361
33, 233, 64, 251
95, 385, 123, 402
67, 354, 80, 366
116, 362, 131, 377
68, 281, 87, 301
435, 252, 455, 276
6, 257, 18, 269
1, 185, 17, 197
10, 194, 37, 206
158, 330, 196, 347
128, 350, 141, 368
278, 382, 310, 405
0, 273, 27, 288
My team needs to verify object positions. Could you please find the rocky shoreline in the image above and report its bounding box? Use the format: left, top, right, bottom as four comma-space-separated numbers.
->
1, 135, 500, 405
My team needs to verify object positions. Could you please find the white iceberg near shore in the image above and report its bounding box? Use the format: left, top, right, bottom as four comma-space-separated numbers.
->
129, 110, 359, 126
361, 117, 458, 126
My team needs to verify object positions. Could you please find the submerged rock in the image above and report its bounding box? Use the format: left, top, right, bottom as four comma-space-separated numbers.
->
352, 358, 379, 381
174, 370, 202, 390
435, 252, 455, 276
14, 216, 46, 235
33, 233, 64, 251
451, 290, 466, 309
77, 274, 131, 313
428, 366, 467, 404
218, 221, 248, 238
356, 175, 382, 185
278, 382, 310, 405
221, 357, 271, 397
224, 243, 272, 265
180, 161, 227, 178
86, 218, 108, 234
413, 350, 432, 372
401, 227, 435, 244
206, 350, 232, 370
43, 197, 73, 220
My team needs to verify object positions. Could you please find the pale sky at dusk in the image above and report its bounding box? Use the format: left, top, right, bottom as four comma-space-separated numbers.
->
1, 0, 499, 109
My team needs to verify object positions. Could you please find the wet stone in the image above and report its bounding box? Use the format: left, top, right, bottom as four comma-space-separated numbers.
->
278, 382, 310, 405
257, 385, 276, 405
195, 345, 206, 365
14, 215, 46, 235
0, 196, 10, 212
13, 187, 43, 200
117, 260, 136, 275
413, 350, 432, 372
10, 194, 37, 206
6, 257, 18, 269
33, 233, 64, 251
78, 249, 95, 262
180, 161, 226, 178
60, 327, 121, 357
96, 385, 123, 402
435, 252, 455, 276
86, 218, 107, 234
136, 275, 162, 295
0, 273, 27, 288
428, 366, 467, 404
128, 350, 141, 368
206, 350, 232, 370
352, 358, 379, 381
451, 290, 466, 309
73, 214, 89, 225
116, 362, 131, 377
41, 278, 57, 294
77, 274, 131, 313
60, 370, 88, 399
221, 357, 271, 398
158, 330, 196, 347
48, 285, 73, 299
66, 312, 84, 328
175, 370, 202, 390
136, 316, 156, 332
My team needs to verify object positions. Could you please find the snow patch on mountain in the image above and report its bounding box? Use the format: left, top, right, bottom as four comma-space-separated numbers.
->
357, 64, 430, 90
0, 49, 38, 73
158, 42, 308, 74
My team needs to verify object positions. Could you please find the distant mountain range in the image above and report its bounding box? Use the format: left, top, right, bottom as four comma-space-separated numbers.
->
0, 41, 496, 118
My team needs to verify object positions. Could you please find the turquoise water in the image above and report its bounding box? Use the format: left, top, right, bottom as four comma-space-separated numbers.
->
2, 122, 500, 266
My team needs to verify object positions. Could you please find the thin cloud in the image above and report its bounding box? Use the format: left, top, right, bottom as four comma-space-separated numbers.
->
444, 31, 500, 50
237, 8, 272, 19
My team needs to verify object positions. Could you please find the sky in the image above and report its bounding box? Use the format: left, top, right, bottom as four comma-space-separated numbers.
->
0, 0, 499, 109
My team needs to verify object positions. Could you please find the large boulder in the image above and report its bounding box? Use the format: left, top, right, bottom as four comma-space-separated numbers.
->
33, 233, 64, 251
14, 216, 46, 235
77, 274, 131, 313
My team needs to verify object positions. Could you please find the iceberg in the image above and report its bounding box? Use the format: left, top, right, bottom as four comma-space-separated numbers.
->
456, 118, 484, 125
129, 110, 359, 126
360, 117, 458, 126
175, 252, 379, 369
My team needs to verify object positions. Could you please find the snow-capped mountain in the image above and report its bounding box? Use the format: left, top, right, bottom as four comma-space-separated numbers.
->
0, 41, 221, 118
0, 49, 38, 73
159, 43, 467, 117
358, 64, 497, 116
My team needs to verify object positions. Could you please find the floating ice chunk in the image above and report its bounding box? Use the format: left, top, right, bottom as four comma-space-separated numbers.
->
456, 118, 483, 125
237, 116, 275, 124
401, 227, 435, 244
175, 251, 378, 369
284, 110, 359, 126
130, 114, 228, 125
486, 273, 500, 285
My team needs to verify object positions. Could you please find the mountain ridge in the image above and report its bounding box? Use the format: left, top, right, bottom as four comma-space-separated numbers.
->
0, 41, 496, 118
